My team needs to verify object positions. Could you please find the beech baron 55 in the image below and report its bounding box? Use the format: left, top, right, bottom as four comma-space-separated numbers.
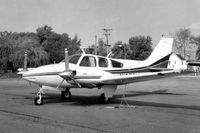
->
19, 37, 177, 105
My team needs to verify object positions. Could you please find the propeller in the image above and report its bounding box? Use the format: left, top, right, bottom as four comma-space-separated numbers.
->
57, 48, 81, 89
24, 51, 28, 71
17, 51, 28, 74
64, 48, 69, 70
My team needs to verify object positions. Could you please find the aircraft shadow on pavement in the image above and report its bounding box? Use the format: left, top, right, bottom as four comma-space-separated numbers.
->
43, 95, 106, 105
115, 89, 185, 98
34, 89, 200, 111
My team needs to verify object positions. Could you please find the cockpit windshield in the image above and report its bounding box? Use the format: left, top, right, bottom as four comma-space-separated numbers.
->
61, 54, 81, 64
69, 55, 81, 64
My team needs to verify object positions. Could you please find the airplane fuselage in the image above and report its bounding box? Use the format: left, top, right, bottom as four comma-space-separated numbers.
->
23, 54, 174, 90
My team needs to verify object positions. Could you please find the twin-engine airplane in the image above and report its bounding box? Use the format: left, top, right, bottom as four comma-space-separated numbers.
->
19, 37, 176, 105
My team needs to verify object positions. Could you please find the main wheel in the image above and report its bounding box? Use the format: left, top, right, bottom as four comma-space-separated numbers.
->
34, 97, 43, 105
61, 90, 71, 100
99, 93, 111, 104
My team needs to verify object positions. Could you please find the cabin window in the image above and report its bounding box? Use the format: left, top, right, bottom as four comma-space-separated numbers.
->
80, 56, 96, 67
111, 60, 123, 68
98, 57, 108, 67
69, 55, 81, 64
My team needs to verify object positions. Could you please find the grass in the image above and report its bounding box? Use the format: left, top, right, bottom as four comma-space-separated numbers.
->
0, 72, 21, 79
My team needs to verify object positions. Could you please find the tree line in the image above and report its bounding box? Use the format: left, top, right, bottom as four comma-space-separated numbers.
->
0, 25, 81, 73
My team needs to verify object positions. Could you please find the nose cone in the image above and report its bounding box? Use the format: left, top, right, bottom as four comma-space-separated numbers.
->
23, 75, 37, 83
22, 71, 37, 83
22, 63, 77, 84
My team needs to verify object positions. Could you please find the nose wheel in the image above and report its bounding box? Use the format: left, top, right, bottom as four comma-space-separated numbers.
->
34, 95, 43, 105
34, 88, 44, 105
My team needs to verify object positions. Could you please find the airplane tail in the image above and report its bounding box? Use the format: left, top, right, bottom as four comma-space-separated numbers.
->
144, 37, 174, 68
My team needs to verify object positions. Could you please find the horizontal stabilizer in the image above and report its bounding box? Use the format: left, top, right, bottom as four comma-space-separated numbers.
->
187, 61, 200, 66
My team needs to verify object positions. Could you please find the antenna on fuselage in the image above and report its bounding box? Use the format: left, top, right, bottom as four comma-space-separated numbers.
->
107, 51, 112, 58
80, 47, 86, 54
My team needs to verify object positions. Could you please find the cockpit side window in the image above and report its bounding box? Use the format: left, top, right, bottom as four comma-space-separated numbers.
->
69, 55, 81, 64
98, 57, 108, 67
80, 56, 96, 67
111, 60, 123, 68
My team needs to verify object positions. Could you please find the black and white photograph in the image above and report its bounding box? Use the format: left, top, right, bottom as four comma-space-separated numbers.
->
0, 0, 200, 132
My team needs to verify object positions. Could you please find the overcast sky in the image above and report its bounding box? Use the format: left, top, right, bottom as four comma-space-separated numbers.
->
1, 0, 200, 47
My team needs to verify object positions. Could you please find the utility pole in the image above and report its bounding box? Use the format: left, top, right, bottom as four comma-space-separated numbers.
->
95, 35, 98, 55
102, 28, 112, 55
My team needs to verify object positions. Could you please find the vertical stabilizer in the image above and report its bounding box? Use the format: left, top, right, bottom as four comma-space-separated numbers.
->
145, 37, 174, 66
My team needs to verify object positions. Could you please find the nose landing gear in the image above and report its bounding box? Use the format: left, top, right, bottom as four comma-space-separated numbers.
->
34, 88, 44, 105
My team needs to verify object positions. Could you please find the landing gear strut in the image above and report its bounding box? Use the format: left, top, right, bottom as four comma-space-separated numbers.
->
99, 93, 111, 104
34, 88, 44, 105
61, 88, 71, 100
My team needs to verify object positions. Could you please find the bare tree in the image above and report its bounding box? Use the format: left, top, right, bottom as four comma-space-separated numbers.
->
172, 28, 191, 59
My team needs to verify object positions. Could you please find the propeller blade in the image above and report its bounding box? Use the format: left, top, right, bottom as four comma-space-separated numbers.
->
69, 77, 82, 88
65, 48, 69, 70
56, 79, 65, 90
24, 51, 28, 71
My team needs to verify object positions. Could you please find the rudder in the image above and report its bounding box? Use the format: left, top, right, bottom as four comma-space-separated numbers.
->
144, 37, 174, 66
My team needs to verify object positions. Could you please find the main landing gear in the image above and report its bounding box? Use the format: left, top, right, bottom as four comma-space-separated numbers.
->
61, 88, 71, 100
99, 93, 111, 104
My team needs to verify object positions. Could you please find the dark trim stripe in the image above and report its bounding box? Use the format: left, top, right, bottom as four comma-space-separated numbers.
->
74, 76, 101, 79
105, 53, 172, 74
23, 71, 62, 77
149, 54, 171, 67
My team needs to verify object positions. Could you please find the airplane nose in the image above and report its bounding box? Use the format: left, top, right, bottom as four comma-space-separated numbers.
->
23, 76, 37, 82
23, 77, 36, 82
22, 72, 37, 83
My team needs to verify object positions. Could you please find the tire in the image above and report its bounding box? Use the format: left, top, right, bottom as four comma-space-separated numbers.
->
34, 97, 43, 105
61, 90, 71, 100
99, 93, 111, 104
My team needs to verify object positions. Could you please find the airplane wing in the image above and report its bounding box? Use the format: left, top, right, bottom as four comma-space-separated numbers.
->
187, 61, 200, 66
101, 70, 175, 85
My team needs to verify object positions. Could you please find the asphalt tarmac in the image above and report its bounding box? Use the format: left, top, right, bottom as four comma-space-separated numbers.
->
0, 75, 200, 133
